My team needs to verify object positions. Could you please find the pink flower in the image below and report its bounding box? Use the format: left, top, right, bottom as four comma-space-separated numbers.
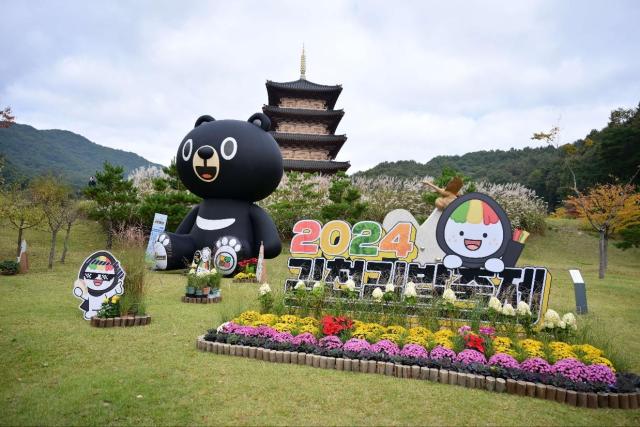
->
371, 339, 400, 356
430, 346, 456, 361
455, 349, 487, 365
488, 353, 520, 369
400, 343, 429, 359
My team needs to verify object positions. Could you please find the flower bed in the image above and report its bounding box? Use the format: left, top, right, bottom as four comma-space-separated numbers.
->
198, 310, 640, 407
181, 296, 222, 304
91, 314, 151, 327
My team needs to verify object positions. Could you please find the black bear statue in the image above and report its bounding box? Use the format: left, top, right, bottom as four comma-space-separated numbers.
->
153, 113, 283, 275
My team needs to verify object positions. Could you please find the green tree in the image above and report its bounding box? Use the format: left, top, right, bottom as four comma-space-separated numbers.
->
0, 184, 43, 257
84, 162, 138, 248
136, 158, 200, 232
31, 176, 72, 269
320, 172, 367, 224
59, 201, 84, 263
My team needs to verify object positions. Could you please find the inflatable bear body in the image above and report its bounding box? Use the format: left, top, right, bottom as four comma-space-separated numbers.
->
153, 113, 283, 274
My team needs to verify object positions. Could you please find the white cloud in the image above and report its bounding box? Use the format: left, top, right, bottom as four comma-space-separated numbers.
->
1, 0, 639, 172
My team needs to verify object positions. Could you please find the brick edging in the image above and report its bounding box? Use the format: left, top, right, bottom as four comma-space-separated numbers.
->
195, 336, 640, 410
182, 296, 222, 304
90, 315, 151, 327
231, 279, 258, 284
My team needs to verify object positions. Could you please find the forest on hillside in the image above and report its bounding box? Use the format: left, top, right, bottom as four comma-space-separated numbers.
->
356, 103, 640, 208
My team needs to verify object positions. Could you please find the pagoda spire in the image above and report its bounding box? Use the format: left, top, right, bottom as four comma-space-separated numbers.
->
300, 44, 306, 80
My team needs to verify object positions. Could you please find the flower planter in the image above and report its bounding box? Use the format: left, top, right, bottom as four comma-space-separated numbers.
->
182, 296, 222, 304
90, 314, 151, 327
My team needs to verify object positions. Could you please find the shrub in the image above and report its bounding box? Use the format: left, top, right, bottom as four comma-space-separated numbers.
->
0, 260, 19, 275
113, 226, 149, 316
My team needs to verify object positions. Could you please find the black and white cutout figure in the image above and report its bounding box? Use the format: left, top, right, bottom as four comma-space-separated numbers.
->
153, 113, 283, 275
73, 251, 125, 320
436, 193, 519, 273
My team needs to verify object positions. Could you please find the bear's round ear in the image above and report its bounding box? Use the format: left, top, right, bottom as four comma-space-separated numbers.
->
248, 113, 271, 131
194, 115, 215, 128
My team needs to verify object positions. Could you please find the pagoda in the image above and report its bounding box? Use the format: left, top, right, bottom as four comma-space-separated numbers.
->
263, 48, 350, 174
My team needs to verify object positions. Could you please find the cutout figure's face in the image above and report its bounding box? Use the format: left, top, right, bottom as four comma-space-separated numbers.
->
442, 199, 505, 259
82, 257, 116, 290
201, 247, 211, 262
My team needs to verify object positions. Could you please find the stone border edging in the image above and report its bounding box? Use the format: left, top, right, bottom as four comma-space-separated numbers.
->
182, 296, 222, 304
195, 336, 639, 410
231, 279, 258, 284
90, 315, 151, 327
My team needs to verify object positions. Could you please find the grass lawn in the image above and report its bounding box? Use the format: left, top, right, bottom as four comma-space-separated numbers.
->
1, 218, 639, 425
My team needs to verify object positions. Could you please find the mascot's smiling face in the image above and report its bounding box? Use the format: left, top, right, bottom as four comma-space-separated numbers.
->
176, 113, 283, 202
80, 254, 117, 291
436, 193, 512, 265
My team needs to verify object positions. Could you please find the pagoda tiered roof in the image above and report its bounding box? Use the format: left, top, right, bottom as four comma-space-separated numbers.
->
270, 132, 347, 158
283, 159, 350, 173
262, 105, 344, 134
266, 79, 343, 110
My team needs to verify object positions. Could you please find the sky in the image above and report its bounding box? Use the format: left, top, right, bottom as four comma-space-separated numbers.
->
1, 0, 639, 172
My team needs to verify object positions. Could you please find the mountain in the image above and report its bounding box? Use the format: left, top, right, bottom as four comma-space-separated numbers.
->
0, 123, 162, 188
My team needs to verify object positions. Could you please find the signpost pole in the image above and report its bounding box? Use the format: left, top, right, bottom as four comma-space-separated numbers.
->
569, 269, 588, 314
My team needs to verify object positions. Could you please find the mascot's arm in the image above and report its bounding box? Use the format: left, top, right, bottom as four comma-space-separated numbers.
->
175, 205, 200, 234
249, 204, 282, 258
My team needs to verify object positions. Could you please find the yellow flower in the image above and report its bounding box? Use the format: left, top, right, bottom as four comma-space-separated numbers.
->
111, 295, 119, 303
434, 329, 455, 340
298, 324, 318, 335
379, 333, 401, 344
385, 325, 407, 336
519, 339, 545, 358
434, 336, 453, 349
279, 314, 298, 324
273, 322, 295, 332
234, 310, 261, 325
102, 297, 109, 303
493, 336, 516, 356
298, 317, 318, 327
590, 357, 615, 372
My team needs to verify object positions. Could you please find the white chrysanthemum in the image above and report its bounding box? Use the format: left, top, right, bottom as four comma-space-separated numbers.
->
442, 288, 456, 303
372, 287, 384, 302
259, 283, 271, 295
210, 268, 217, 275
562, 312, 577, 330
516, 301, 531, 316
345, 279, 356, 291
544, 309, 561, 327
313, 281, 324, 290
385, 283, 395, 293
558, 320, 567, 329
216, 321, 230, 333
404, 282, 417, 298
294, 280, 306, 290
488, 296, 502, 311
502, 303, 516, 316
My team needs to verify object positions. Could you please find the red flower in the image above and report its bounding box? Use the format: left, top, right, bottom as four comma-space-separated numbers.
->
321, 315, 354, 336
463, 333, 485, 353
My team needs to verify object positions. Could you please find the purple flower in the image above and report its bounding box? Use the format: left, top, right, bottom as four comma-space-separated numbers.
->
520, 357, 552, 374
255, 325, 279, 338
343, 338, 372, 353
584, 364, 616, 385
400, 343, 429, 359
272, 331, 294, 343
479, 326, 496, 337
552, 358, 589, 382
429, 346, 456, 361
318, 335, 343, 350
457, 325, 472, 336
456, 349, 487, 365
291, 332, 317, 346
371, 339, 400, 356
488, 353, 520, 369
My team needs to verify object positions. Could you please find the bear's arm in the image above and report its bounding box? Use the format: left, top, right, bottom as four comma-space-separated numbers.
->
175, 205, 200, 234
249, 204, 282, 258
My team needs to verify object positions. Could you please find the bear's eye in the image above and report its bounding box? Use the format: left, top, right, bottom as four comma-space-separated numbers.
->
459, 231, 464, 236
483, 233, 488, 238
182, 139, 193, 161
221, 137, 237, 160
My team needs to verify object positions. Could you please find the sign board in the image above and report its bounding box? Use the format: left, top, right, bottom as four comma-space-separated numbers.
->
146, 213, 168, 261
73, 251, 126, 320
285, 192, 552, 324
569, 269, 588, 314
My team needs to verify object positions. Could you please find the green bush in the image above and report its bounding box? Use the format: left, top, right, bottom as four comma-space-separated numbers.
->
0, 260, 19, 275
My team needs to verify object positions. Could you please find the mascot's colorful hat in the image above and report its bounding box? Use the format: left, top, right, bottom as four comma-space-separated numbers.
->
87, 255, 115, 272
449, 199, 500, 225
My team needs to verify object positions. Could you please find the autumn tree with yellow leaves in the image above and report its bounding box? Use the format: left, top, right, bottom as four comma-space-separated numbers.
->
566, 175, 640, 279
